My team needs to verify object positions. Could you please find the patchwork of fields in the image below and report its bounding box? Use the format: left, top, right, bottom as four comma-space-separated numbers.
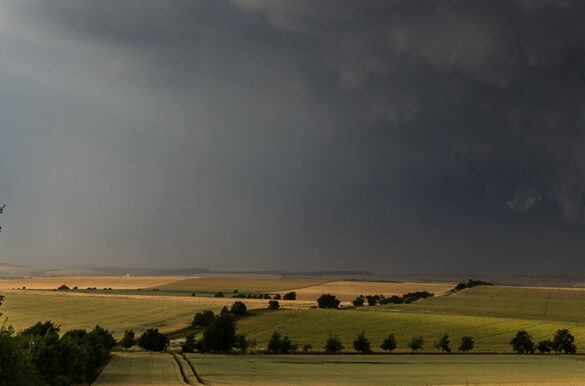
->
4, 276, 585, 384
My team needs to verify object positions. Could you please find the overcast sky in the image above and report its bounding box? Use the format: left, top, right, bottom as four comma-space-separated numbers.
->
1, 0, 585, 275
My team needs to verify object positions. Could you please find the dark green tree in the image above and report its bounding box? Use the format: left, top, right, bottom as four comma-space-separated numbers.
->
138, 328, 169, 351
408, 336, 424, 353
434, 334, 451, 353
510, 330, 535, 354
458, 336, 474, 352
268, 300, 280, 310
121, 329, 135, 350
230, 301, 247, 315
283, 291, 296, 300
380, 334, 397, 351
193, 310, 215, 326
198, 313, 236, 353
317, 294, 340, 309
353, 331, 372, 353
267, 331, 281, 353
552, 329, 576, 354
325, 334, 344, 353
182, 334, 197, 353
537, 340, 553, 354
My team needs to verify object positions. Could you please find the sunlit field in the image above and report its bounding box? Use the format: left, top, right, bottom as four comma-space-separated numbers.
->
186, 354, 585, 385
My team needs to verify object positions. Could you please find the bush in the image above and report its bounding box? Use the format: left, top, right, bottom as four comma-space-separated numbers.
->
268, 300, 280, 310
214, 292, 225, 297
459, 336, 474, 352
283, 292, 296, 300
553, 329, 576, 354
193, 310, 215, 326
325, 334, 344, 353
352, 295, 365, 307
408, 336, 424, 352
182, 335, 196, 353
230, 301, 247, 315
380, 334, 397, 351
274, 294, 281, 300
317, 294, 340, 309
353, 331, 372, 353
510, 330, 535, 354
365, 295, 379, 306
434, 334, 451, 353
138, 328, 169, 351
198, 312, 236, 353
57, 284, 70, 290
121, 329, 135, 350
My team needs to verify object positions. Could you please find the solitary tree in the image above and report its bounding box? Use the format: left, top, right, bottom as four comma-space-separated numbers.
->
458, 336, 474, 352
283, 292, 296, 300
552, 329, 576, 354
380, 334, 397, 352
408, 336, 424, 353
353, 331, 372, 354
510, 330, 535, 354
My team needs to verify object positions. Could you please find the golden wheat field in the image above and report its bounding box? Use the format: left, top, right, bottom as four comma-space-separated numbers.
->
0, 276, 187, 290
282, 280, 455, 301
155, 277, 327, 293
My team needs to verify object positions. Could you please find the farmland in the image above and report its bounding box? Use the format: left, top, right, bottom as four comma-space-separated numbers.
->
0, 276, 187, 290
386, 285, 585, 321
5, 276, 585, 384
186, 353, 585, 385
155, 277, 327, 293
285, 281, 454, 302
93, 352, 186, 385
236, 308, 585, 353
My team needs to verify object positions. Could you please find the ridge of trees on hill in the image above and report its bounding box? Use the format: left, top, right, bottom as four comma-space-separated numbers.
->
451, 279, 494, 293
353, 290, 434, 306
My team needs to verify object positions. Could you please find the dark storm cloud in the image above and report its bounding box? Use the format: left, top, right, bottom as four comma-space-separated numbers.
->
1, 0, 585, 274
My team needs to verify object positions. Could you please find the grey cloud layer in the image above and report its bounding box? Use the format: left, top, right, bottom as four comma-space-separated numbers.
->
1, 0, 584, 274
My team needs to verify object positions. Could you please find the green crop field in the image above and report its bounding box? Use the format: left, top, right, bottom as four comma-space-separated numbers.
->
0, 292, 227, 338
94, 352, 186, 385
186, 354, 585, 385
233, 286, 585, 353
386, 286, 585, 321
235, 308, 585, 353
